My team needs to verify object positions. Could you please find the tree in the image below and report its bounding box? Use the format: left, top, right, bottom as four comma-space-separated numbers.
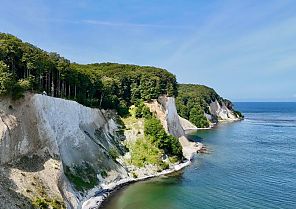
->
0, 61, 14, 95
0, 33, 178, 112
144, 116, 182, 159
189, 107, 209, 128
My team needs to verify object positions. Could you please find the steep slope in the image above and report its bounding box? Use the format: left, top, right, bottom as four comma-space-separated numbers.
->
176, 84, 243, 128
0, 93, 202, 209
0, 93, 129, 208
146, 96, 202, 159
0, 33, 239, 209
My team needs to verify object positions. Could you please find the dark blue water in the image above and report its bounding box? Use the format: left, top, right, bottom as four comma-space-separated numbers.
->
102, 102, 296, 209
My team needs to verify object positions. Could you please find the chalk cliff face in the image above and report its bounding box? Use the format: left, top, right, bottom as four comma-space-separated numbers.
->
0, 94, 128, 208
146, 96, 200, 159
157, 96, 185, 138
208, 100, 238, 121
32, 94, 127, 175
0, 93, 203, 209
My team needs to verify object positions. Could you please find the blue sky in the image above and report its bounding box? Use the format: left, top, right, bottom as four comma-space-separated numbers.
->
0, 0, 295, 101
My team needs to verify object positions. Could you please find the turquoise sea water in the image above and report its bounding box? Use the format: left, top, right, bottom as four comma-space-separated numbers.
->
102, 102, 296, 209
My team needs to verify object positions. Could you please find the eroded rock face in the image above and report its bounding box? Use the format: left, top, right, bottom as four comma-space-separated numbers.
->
0, 94, 205, 208
0, 94, 128, 208
146, 96, 199, 159
0, 95, 42, 165
209, 100, 238, 121
0, 94, 127, 171
32, 94, 127, 174
157, 96, 185, 138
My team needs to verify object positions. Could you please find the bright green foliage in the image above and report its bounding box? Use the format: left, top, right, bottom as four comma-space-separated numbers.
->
129, 137, 163, 167
0, 33, 177, 113
176, 84, 221, 128
144, 116, 183, 159
135, 101, 152, 119
176, 84, 243, 127
32, 197, 65, 209
189, 107, 209, 128
71, 63, 177, 112
0, 61, 14, 95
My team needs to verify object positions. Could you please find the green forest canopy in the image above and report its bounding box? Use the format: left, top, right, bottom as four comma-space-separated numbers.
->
176, 84, 240, 128
0, 33, 242, 125
0, 33, 177, 114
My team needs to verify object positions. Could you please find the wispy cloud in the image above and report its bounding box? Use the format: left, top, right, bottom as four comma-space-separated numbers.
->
82, 19, 193, 29
37, 18, 193, 30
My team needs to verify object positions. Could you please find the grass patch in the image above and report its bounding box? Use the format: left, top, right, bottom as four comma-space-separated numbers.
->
169, 156, 179, 164
64, 163, 97, 191
108, 147, 119, 161
128, 137, 163, 168
32, 197, 65, 209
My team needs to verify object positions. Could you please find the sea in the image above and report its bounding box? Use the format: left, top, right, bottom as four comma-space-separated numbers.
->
101, 102, 296, 209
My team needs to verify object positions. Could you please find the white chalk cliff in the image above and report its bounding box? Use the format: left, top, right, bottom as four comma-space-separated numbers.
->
207, 99, 239, 122
0, 93, 200, 209
146, 96, 201, 160
0, 93, 129, 209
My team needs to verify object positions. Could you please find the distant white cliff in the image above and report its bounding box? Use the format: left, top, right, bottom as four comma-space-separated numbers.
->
208, 100, 239, 121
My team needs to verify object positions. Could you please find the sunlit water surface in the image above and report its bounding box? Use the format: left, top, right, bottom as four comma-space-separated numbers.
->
101, 102, 296, 209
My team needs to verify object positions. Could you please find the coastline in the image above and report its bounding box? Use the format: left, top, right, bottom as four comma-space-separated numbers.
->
81, 142, 204, 209
80, 118, 243, 209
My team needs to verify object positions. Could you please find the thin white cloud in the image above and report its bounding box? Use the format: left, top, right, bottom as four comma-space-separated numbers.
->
37, 18, 193, 30
82, 19, 193, 29
166, 1, 296, 68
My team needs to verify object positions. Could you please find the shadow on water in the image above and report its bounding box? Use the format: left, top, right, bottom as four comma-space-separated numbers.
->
186, 130, 206, 142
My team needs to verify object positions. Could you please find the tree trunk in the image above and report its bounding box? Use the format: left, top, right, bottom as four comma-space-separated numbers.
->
99, 92, 104, 107
74, 85, 77, 98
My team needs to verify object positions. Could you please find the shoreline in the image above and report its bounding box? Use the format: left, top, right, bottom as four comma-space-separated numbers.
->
81, 141, 204, 209
81, 158, 194, 209
81, 119, 242, 209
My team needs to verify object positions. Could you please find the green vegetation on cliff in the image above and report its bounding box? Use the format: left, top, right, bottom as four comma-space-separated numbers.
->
144, 116, 182, 159
176, 84, 220, 128
176, 84, 243, 127
32, 197, 65, 209
125, 104, 182, 169
0, 33, 177, 114
128, 137, 164, 168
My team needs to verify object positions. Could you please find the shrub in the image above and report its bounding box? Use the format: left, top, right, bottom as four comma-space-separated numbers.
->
129, 137, 163, 167
32, 197, 65, 209
132, 172, 138, 178
135, 101, 152, 119
234, 110, 244, 118
160, 162, 169, 170
189, 107, 209, 128
100, 170, 108, 178
64, 164, 97, 191
144, 116, 183, 159
108, 147, 119, 161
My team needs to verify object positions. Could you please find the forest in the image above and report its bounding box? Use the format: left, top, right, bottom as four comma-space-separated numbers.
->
176, 84, 226, 128
0, 33, 177, 115
0, 33, 241, 129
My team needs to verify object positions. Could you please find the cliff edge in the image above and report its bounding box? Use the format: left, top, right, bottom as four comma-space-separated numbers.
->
0, 93, 201, 209
146, 96, 202, 160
